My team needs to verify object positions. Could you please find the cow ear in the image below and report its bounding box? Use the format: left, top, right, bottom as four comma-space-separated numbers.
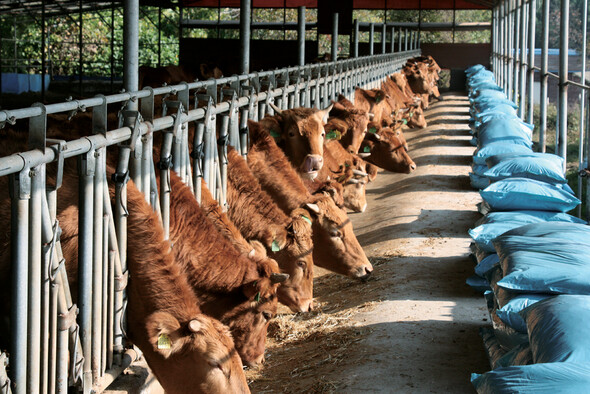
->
258, 117, 283, 142
145, 311, 186, 358
318, 104, 333, 124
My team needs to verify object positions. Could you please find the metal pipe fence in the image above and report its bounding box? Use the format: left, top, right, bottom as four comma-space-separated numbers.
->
0, 47, 420, 393
491, 0, 590, 220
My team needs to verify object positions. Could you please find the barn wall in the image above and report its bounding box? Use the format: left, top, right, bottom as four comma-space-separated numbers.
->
180, 38, 319, 76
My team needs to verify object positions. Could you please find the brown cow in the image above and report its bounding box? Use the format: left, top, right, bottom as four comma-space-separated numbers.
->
359, 128, 416, 174
247, 118, 373, 279
382, 75, 427, 129
125, 180, 250, 394
139, 64, 223, 89
225, 148, 315, 313
168, 174, 285, 366
267, 105, 333, 180
330, 99, 370, 154
354, 88, 392, 127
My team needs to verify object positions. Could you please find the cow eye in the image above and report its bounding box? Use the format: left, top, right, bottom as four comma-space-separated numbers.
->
289, 131, 296, 137
297, 261, 307, 271
321, 131, 325, 138
262, 311, 273, 321
330, 229, 342, 238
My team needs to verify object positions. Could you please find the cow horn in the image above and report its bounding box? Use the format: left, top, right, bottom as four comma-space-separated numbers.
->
248, 249, 256, 258
269, 102, 283, 114
188, 319, 202, 333
358, 152, 371, 158
305, 203, 320, 214
347, 178, 360, 184
353, 169, 368, 177
373, 133, 381, 140
270, 273, 289, 284
367, 113, 375, 120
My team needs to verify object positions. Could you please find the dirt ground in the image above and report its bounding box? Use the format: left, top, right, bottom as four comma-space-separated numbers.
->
106, 93, 491, 393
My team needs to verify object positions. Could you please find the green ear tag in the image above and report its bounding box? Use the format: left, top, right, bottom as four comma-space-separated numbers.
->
344, 162, 350, 167
157, 334, 171, 350
301, 215, 312, 225
271, 240, 281, 252
270, 129, 281, 139
363, 146, 371, 153
325, 130, 341, 140
402, 119, 408, 125
375, 96, 382, 104
368, 127, 377, 134
254, 292, 261, 303
409, 112, 414, 118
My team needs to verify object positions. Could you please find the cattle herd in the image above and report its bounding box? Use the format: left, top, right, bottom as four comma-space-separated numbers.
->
0, 55, 440, 393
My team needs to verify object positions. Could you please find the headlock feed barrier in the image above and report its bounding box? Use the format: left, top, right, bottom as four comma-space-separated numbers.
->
0, 48, 420, 394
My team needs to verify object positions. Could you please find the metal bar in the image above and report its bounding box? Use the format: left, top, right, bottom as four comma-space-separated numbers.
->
331, 13, 339, 62
353, 19, 359, 58
381, 23, 386, 54
390, 26, 395, 53
513, 0, 521, 103
540, 0, 550, 152
519, 0, 527, 118
79, 0, 83, 97
10, 171, 30, 394
526, 0, 536, 125
404, 28, 408, 51
91, 147, 104, 383
558, 0, 570, 167
123, 0, 139, 101
369, 23, 374, 56
101, 213, 109, 375
41, 0, 46, 102
298, 6, 305, 66
240, 0, 251, 74
579, 0, 588, 217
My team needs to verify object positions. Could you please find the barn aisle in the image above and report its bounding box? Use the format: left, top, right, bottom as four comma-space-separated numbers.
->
248, 93, 490, 393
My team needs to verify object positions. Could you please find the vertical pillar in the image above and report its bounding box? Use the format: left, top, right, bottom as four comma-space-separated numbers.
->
123, 0, 139, 100
353, 19, 359, 58
540, 0, 550, 152
369, 23, 374, 56
240, 0, 251, 74
79, 0, 83, 98
513, 0, 521, 103
297, 6, 306, 66
398, 25, 402, 52
519, 0, 527, 118
557, 0, 569, 167
331, 13, 338, 61
390, 26, 395, 53
580, 0, 588, 217
41, 0, 46, 101
404, 28, 408, 51
527, 0, 536, 125
158, 7, 162, 67
381, 23, 386, 54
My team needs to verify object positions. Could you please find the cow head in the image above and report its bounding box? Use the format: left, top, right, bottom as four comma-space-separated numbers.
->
272, 208, 315, 313
359, 129, 416, 174
145, 311, 250, 394
329, 101, 371, 155
354, 88, 390, 126
219, 270, 286, 367
403, 64, 433, 95
341, 157, 369, 213
305, 195, 373, 279
266, 105, 333, 180
399, 105, 427, 129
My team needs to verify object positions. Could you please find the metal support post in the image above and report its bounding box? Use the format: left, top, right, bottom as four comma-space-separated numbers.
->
240, 0, 251, 74
527, 0, 536, 125
381, 23, 386, 54
558, 0, 569, 166
297, 6, 306, 66
404, 29, 408, 51
540, 0, 550, 152
390, 26, 395, 53
331, 13, 339, 62
513, 0, 521, 103
579, 0, 588, 217
123, 0, 139, 98
519, 0, 527, 118
369, 23, 374, 56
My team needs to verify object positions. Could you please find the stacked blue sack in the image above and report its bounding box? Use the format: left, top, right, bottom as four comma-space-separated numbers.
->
465, 66, 590, 393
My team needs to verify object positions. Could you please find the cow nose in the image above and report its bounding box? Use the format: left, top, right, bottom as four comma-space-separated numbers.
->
410, 163, 416, 171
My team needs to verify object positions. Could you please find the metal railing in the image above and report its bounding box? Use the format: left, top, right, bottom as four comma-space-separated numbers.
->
0, 47, 420, 394
491, 0, 590, 219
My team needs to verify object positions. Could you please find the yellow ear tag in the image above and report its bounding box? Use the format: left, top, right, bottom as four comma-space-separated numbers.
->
301, 215, 312, 225
271, 240, 281, 252
157, 334, 171, 350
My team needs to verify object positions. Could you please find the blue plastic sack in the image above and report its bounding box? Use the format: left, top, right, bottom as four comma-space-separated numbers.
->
470, 172, 490, 189
477, 118, 533, 148
493, 236, 590, 294
520, 295, 590, 363
495, 291, 550, 333
465, 64, 486, 75
485, 152, 564, 169
494, 341, 532, 368
473, 143, 533, 165
479, 178, 581, 212
471, 362, 590, 393
474, 107, 519, 124
467, 274, 492, 293
484, 156, 567, 184
472, 163, 489, 176
484, 289, 529, 350
474, 254, 500, 277
501, 221, 590, 240
469, 211, 586, 253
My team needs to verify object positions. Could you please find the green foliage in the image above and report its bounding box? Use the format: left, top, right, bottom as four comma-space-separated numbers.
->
534, 0, 589, 52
